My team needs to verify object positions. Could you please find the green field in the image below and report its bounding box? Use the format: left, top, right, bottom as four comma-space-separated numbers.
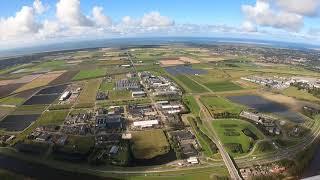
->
99, 81, 114, 91
252, 141, 276, 155
35, 110, 69, 126
204, 81, 243, 92
12, 105, 47, 115
0, 96, 25, 106
131, 130, 170, 159
175, 75, 207, 93
76, 79, 101, 107
183, 95, 200, 115
212, 119, 264, 156
129, 166, 229, 180
200, 96, 243, 114
0, 64, 30, 75
35, 61, 66, 70
61, 135, 95, 154
108, 90, 132, 100
282, 86, 320, 102
72, 69, 106, 80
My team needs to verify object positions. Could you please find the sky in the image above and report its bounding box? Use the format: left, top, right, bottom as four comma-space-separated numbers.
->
1, 0, 320, 49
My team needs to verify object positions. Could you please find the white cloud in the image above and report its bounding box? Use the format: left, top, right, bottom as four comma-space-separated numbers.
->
242, 0, 303, 31
56, 0, 93, 27
141, 11, 174, 27
92, 6, 112, 27
275, 0, 320, 16
38, 20, 61, 38
0, 6, 40, 40
33, 0, 47, 14
1, 0, 319, 47
121, 16, 139, 26
242, 21, 257, 32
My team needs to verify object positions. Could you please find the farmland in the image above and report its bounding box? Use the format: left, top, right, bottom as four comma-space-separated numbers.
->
99, 81, 114, 91
200, 96, 244, 115
0, 96, 25, 106
75, 78, 101, 107
12, 105, 47, 115
131, 130, 170, 159
212, 119, 264, 156
23, 94, 60, 105
0, 43, 320, 179
72, 69, 106, 81
14, 72, 64, 93
0, 114, 40, 131
282, 86, 320, 102
203, 81, 243, 92
175, 75, 207, 93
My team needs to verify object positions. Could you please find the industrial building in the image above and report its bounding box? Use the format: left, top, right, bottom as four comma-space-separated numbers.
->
133, 120, 159, 128
59, 91, 71, 101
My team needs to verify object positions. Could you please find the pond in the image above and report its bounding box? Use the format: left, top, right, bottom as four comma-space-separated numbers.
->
227, 95, 305, 123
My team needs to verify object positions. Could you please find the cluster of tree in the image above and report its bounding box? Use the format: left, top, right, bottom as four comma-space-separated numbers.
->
291, 82, 320, 98
242, 128, 258, 140
302, 106, 320, 118
225, 143, 243, 153
190, 118, 218, 154
170, 137, 184, 159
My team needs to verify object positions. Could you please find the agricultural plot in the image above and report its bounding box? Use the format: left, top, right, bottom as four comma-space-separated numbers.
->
165, 65, 207, 76
200, 96, 243, 115
212, 119, 264, 156
12, 105, 47, 115
36, 84, 68, 95
0, 83, 24, 98
0, 114, 40, 131
0, 96, 25, 106
48, 70, 79, 85
0, 107, 14, 120
14, 72, 64, 93
72, 69, 106, 81
76, 78, 101, 107
99, 81, 114, 91
175, 75, 207, 93
203, 81, 243, 92
23, 94, 60, 105
282, 86, 320, 102
189, 68, 230, 84
131, 130, 170, 159
33, 110, 69, 126
108, 90, 132, 100
32, 61, 66, 71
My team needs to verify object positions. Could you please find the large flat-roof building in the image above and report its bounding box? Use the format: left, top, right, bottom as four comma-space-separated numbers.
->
95, 114, 123, 129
